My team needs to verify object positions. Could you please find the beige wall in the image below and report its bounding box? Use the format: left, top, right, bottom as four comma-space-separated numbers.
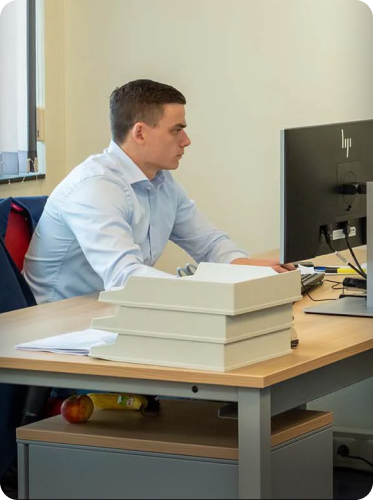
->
63, 0, 373, 273
2, 0, 373, 272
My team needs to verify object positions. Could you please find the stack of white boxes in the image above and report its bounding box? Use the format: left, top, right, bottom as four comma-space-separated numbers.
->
89, 263, 302, 372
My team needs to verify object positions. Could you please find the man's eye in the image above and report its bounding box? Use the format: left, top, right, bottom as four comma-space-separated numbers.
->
173, 129, 181, 134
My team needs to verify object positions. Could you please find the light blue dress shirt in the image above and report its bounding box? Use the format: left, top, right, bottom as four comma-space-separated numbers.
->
23, 141, 249, 303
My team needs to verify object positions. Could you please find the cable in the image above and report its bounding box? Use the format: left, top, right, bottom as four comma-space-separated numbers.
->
301, 284, 337, 302
338, 445, 373, 469
327, 280, 344, 291
345, 455, 373, 468
303, 279, 361, 300
342, 223, 367, 279
346, 239, 367, 279
335, 255, 365, 278
345, 239, 365, 276
321, 226, 367, 280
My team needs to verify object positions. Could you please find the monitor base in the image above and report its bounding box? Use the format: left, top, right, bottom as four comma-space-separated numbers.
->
304, 296, 373, 317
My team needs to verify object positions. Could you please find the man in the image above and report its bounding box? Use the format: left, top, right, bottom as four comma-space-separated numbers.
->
24, 79, 293, 303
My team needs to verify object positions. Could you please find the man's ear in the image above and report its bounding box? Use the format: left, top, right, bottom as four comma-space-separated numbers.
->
132, 122, 146, 144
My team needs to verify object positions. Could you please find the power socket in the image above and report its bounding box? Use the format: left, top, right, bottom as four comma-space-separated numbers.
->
334, 436, 373, 472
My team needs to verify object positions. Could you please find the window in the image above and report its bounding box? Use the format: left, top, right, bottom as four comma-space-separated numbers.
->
0, 0, 45, 184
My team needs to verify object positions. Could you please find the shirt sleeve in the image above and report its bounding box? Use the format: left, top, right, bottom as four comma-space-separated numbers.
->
60, 175, 175, 289
169, 180, 249, 264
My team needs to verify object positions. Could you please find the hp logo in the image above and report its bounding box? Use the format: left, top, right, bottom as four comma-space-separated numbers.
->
341, 129, 352, 158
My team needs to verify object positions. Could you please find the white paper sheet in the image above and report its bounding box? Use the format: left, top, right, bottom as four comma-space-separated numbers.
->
15, 329, 118, 356
182, 262, 277, 283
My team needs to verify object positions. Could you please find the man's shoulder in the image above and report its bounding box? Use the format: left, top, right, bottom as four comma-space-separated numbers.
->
76, 152, 118, 177
66, 152, 131, 187
48, 155, 132, 206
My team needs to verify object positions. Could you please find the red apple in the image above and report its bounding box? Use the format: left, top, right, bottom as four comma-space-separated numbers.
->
61, 394, 94, 423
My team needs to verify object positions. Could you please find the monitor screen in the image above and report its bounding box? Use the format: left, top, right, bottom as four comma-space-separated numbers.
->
280, 119, 373, 265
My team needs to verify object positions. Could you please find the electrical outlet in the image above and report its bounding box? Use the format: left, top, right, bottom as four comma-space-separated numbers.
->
334, 436, 373, 472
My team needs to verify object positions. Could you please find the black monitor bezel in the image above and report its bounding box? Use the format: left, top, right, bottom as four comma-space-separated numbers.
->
280, 119, 373, 264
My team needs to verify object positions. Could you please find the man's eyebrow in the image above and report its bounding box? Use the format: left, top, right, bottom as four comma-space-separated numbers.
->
172, 123, 187, 129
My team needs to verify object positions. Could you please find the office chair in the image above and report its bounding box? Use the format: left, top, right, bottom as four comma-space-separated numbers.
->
3, 199, 52, 418
4, 202, 32, 271
0, 196, 49, 484
0, 197, 44, 312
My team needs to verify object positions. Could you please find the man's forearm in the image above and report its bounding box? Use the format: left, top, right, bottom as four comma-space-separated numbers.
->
230, 257, 295, 273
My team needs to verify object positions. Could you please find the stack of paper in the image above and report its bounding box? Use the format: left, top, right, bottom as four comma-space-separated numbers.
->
15, 329, 117, 356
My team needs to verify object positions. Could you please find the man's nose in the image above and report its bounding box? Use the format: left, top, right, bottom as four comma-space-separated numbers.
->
181, 131, 191, 147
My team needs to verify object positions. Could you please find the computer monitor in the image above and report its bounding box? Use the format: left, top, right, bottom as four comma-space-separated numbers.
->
280, 118, 373, 317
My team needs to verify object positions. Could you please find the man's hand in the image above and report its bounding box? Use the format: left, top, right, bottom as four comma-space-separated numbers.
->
230, 257, 296, 273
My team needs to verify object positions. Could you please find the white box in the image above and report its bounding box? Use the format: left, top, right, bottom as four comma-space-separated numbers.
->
90, 303, 294, 343
89, 327, 293, 372
98, 263, 302, 315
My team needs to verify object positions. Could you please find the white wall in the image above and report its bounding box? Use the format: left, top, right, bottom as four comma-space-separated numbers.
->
2, 0, 373, 427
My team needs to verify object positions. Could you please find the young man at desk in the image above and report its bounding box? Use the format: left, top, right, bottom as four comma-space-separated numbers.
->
2, 80, 295, 498
23, 79, 293, 302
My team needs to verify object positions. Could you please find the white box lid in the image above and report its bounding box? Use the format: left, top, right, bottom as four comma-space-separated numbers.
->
98, 263, 302, 315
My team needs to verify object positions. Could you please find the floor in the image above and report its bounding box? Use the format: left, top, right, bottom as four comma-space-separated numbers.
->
334, 467, 373, 500
1, 471, 17, 499
1, 467, 372, 499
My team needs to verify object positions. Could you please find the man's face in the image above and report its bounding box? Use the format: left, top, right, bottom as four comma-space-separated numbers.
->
142, 103, 191, 174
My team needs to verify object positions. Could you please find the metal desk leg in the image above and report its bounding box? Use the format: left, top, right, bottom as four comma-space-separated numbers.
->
238, 387, 271, 499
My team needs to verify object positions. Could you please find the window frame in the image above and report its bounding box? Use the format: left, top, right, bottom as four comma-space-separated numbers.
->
0, 0, 45, 185
27, 0, 37, 173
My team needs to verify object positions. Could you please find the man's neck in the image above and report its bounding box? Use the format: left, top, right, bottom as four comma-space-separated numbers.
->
120, 143, 158, 180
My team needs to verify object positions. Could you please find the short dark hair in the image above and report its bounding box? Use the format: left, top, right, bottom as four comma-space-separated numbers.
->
109, 79, 186, 144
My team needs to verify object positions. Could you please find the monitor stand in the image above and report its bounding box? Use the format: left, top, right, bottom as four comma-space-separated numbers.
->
304, 295, 373, 317
304, 182, 373, 317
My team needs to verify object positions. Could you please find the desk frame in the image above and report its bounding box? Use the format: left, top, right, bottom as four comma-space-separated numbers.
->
3, 348, 373, 498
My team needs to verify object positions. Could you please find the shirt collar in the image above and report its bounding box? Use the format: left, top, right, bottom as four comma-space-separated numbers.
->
107, 140, 165, 187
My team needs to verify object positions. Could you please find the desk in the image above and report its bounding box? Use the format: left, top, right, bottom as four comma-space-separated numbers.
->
1, 274, 373, 498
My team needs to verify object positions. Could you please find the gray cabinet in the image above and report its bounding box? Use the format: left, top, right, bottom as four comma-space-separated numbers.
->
17, 400, 333, 499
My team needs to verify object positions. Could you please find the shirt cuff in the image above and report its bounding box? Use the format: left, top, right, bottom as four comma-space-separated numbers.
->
218, 251, 251, 265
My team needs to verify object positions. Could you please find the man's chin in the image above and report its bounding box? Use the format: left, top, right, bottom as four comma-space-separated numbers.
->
164, 161, 180, 170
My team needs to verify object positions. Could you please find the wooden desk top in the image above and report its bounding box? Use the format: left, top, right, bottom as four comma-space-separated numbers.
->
1, 249, 372, 389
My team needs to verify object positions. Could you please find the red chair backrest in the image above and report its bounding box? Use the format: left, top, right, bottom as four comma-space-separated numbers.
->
4, 203, 32, 272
